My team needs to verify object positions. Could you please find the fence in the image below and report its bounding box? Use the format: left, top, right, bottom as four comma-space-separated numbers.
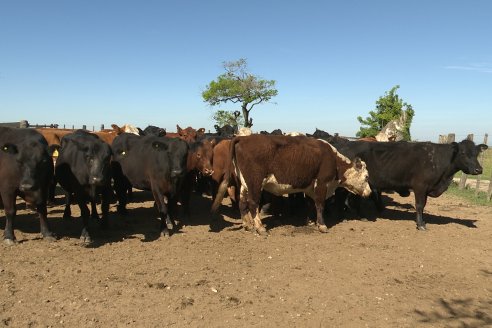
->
0, 120, 107, 131
439, 133, 491, 201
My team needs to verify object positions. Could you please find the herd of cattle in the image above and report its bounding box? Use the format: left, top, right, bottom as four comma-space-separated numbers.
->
0, 123, 488, 245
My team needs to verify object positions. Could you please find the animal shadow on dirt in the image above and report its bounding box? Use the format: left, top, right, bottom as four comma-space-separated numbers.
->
415, 298, 492, 328
327, 193, 478, 229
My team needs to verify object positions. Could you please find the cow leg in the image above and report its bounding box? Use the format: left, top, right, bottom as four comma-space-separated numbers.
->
1, 191, 17, 245
77, 197, 92, 244
247, 188, 266, 235
239, 186, 254, 231
63, 191, 72, 219
152, 189, 173, 238
37, 203, 56, 241
314, 200, 327, 233
371, 189, 384, 212
414, 191, 428, 231
314, 182, 334, 233
113, 176, 129, 215
100, 187, 111, 230
90, 198, 99, 219
48, 178, 56, 205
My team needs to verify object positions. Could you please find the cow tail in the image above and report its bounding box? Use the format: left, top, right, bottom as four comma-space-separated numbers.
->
211, 137, 240, 213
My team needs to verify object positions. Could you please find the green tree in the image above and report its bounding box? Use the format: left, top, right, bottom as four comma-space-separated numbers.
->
202, 58, 278, 128
357, 85, 415, 140
211, 110, 244, 127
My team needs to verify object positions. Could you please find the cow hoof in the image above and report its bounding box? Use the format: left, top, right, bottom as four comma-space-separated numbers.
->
417, 225, 427, 231
3, 239, 17, 246
318, 225, 329, 233
160, 231, 170, 238
43, 234, 57, 242
256, 227, 268, 236
80, 236, 92, 244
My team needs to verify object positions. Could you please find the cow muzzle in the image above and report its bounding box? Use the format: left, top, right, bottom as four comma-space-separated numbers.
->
202, 168, 214, 176
19, 183, 35, 192
171, 169, 183, 178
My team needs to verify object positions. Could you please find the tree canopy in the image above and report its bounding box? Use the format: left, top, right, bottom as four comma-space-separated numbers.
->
357, 85, 415, 140
202, 58, 278, 128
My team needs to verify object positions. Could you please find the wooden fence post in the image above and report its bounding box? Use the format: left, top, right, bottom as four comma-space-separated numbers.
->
447, 133, 455, 143
459, 134, 474, 189
475, 134, 488, 196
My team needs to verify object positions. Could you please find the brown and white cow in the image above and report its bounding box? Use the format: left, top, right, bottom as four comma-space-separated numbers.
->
212, 135, 371, 234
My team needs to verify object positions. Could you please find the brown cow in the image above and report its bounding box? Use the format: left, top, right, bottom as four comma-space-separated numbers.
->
212, 135, 371, 235
179, 138, 217, 220
166, 125, 206, 143
210, 139, 238, 204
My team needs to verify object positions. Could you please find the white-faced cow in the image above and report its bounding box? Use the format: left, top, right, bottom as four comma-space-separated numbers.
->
331, 139, 488, 230
55, 130, 113, 243
111, 133, 189, 237
0, 127, 55, 245
212, 135, 371, 234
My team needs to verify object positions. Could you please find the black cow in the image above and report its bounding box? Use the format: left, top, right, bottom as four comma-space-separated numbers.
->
141, 125, 167, 137
55, 130, 112, 243
0, 127, 55, 244
111, 133, 188, 237
214, 124, 238, 137
331, 139, 488, 230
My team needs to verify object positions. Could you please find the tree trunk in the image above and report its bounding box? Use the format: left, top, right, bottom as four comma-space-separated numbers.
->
242, 103, 252, 128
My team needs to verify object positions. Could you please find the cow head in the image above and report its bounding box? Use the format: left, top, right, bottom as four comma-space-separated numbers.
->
14, 140, 53, 194
188, 139, 215, 176
177, 125, 195, 142
161, 138, 189, 179
339, 157, 371, 197
453, 140, 488, 175
60, 135, 112, 189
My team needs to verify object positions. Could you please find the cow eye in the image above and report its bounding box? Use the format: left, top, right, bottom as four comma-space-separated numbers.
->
196, 153, 201, 158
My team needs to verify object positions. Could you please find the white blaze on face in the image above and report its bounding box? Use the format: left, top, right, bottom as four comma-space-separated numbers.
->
342, 161, 371, 197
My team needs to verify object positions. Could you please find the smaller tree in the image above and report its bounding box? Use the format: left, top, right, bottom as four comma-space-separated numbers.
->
212, 110, 244, 127
357, 85, 415, 140
202, 58, 278, 128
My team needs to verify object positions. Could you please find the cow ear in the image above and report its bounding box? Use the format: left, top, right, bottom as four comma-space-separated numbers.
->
2, 143, 18, 154
137, 127, 145, 136
152, 141, 168, 151
353, 157, 363, 170
176, 125, 182, 133
160, 129, 167, 137
197, 128, 205, 136
477, 144, 488, 152
111, 124, 121, 133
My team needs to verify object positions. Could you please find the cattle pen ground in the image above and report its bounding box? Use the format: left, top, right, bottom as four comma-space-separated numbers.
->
1, 190, 491, 327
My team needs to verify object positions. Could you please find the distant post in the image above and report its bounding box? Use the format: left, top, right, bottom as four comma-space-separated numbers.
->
459, 134, 474, 189
475, 134, 488, 196
101, 124, 104, 131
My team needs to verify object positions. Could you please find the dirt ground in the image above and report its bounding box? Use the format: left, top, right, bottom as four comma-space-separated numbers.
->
1, 188, 491, 328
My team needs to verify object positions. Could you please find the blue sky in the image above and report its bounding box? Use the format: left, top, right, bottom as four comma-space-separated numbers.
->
1, 0, 491, 142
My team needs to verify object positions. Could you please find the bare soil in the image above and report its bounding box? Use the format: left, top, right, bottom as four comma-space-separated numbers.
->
1, 189, 491, 328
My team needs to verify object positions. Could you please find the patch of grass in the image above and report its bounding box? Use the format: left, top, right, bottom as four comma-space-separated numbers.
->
446, 182, 492, 206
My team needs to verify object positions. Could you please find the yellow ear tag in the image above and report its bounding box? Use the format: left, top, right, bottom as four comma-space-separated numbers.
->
53, 149, 59, 157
